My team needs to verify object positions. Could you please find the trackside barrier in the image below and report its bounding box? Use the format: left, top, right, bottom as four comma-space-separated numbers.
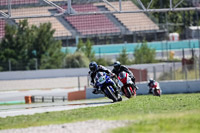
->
34, 96, 68, 103
26, 87, 86, 104
129, 68, 147, 82
136, 80, 200, 94
85, 80, 200, 99
25, 96, 68, 104
158, 80, 200, 94
86, 88, 105, 99
25, 80, 200, 103
24, 96, 32, 104
68, 89, 86, 101
130, 80, 200, 95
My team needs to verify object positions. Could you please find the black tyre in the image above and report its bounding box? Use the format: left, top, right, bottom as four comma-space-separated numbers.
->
124, 86, 132, 98
104, 86, 118, 102
156, 89, 161, 97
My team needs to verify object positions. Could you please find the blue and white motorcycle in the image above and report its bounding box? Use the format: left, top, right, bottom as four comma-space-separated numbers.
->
95, 72, 122, 102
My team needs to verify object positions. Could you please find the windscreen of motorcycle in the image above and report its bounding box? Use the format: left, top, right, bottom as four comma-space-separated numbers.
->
119, 71, 126, 79
95, 72, 106, 84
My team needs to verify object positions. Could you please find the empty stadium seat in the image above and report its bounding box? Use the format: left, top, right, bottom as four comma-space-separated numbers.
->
63, 4, 120, 35
27, 17, 72, 37
94, 1, 159, 32
0, 0, 38, 6
11, 7, 72, 37
0, 19, 5, 39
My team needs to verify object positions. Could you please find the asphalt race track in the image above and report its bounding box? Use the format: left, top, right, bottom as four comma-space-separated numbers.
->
0, 88, 84, 102
0, 98, 113, 118
0, 88, 117, 118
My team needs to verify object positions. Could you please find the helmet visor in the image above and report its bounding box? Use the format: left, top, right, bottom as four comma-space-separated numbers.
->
90, 66, 96, 71
114, 65, 120, 70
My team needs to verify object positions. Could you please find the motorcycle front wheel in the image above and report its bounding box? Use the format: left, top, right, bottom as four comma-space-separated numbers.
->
124, 86, 133, 98
154, 89, 161, 97
104, 86, 118, 102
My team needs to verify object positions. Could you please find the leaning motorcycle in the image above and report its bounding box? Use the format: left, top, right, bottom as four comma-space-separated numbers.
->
118, 71, 137, 98
151, 82, 162, 97
95, 72, 122, 102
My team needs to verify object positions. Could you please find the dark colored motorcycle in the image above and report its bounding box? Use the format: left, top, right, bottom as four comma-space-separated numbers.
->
95, 72, 122, 102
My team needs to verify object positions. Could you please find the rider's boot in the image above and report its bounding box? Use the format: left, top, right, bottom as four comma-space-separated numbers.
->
148, 88, 153, 94
132, 83, 139, 90
131, 78, 139, 90
113, 85, 122, 101
112, 83, 119, 96
135, 85, 139, 90
112, 77, 121, 90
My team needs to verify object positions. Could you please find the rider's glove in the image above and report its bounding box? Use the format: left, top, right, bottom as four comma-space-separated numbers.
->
109, 73, 115, 78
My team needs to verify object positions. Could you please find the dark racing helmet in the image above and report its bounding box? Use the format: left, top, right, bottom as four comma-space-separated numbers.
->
113, 61, 121, 70
148, 78, 155, 87
89, 61, 98, 72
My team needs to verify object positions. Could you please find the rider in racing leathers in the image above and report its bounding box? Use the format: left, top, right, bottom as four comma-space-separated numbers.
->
112, 61, 138, 90
147, 78, 160, 94
88, 61, 119, 94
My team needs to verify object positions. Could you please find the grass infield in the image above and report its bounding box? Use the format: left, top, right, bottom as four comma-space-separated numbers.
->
0, 93, 200, 132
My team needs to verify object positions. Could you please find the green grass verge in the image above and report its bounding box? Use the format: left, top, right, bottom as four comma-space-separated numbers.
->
0, 93, 200, 132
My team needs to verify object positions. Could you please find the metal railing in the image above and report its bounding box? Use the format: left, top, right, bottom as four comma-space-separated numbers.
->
147, 60, 200, 81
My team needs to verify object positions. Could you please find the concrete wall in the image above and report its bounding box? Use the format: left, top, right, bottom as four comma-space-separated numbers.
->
85, 80, 200, 99
158, 80, 200, 94
86, 88, 105, 99
0, 68, 89, 80
128, 80, 200, 94
0, 63, 181, 81
24, 80, 200, 102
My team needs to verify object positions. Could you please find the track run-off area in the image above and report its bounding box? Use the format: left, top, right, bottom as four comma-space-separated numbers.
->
0, 88, 116, 118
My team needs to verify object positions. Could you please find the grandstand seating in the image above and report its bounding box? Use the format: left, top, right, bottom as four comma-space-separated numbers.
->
64, 4, 120, 35
0, 19, 5, 39
49, 0, 65, 2
27, 17, 72, 37
94, 1, 159, 32
11, 7, 72, 37
0, 0, 159, 40
0, 0, 38, 5
11, 6, 54, 17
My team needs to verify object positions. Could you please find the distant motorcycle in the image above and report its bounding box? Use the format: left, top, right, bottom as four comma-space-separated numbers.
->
118, 71, 137, 98
95, 72, 122, 102
149, 81, 162, 97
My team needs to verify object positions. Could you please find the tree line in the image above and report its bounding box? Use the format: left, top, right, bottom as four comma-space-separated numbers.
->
0, 20, 156, 71
0, 20, 64, 71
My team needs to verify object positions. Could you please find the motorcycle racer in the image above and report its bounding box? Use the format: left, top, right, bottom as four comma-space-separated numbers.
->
147, 78, 160, 94
112, 61, 138, 90
88, 61, 118, 94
